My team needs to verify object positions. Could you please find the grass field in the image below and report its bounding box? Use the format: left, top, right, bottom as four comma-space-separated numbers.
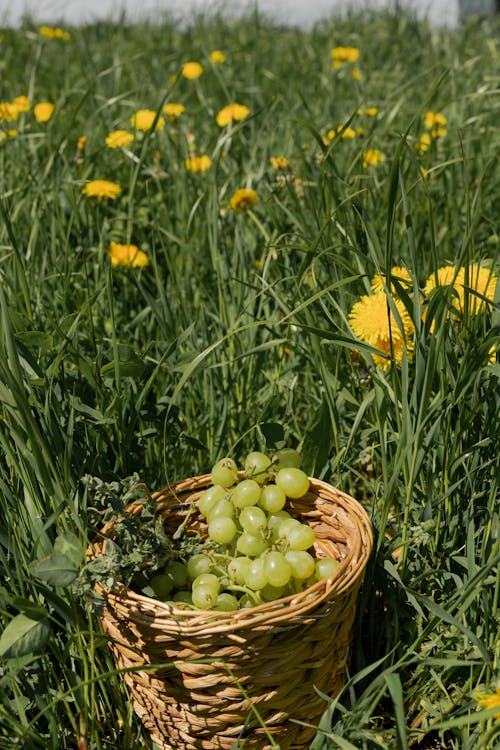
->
0, 7, 499, 750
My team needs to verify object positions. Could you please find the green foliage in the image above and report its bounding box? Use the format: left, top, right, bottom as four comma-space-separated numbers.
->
0, 7, 499, 750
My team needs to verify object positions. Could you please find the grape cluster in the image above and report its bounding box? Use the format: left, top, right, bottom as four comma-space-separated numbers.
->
148, 449, 340, 611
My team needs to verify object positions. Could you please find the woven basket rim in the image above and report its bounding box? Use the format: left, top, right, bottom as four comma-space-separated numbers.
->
89, 475, 373, 634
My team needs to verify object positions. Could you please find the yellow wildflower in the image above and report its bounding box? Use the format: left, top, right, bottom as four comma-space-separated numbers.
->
39, 25, 70, 41
371, 267, 412, 293
34, 102, 54, 122
363, 149, 385, 168
105, 130, 134, 149
182, 62, 203, 79
108, 241, 149, 268
209, 50, 226, 63
13, 96, 29, 112
337, 125, 357, 139
0, 102, 19, 122
163, 102, 185, 123
416, 133, 431, 155
130, 109, 165, 131
349, 291, 414, 370
461, 264, 499, 315
185, 154, 212, 173
424, 265, 465, 304
270, 156, 291, 171
364, 107, 378, 117
424, 111, 447, 138
331, 46, 360, 67
216, 103, 250, 127
77, 135, 87, 151
82, 180, 122, 200
229, 188, 258, 213
424, 111, 447, 129
352, 68, 362, 80
473, 688, 500, 719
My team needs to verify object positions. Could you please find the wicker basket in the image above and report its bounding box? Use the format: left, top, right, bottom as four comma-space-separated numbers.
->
90, 474, 373, 750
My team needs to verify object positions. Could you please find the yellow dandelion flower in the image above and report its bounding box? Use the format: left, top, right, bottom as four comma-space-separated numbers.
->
229, 188, 258, 213
364, 107, 378, 117
1, 129, 17, 141
337, 125, 357, 139
169, 74, 177, 86
209, 50, 226, 63
182, 61, 203, 79
185, 154, 212, 173
270, 156, 291, 171
416, 133, 431, 155
431, 126, 447, 139
216, 103, 250, 127
130, 109, 165, 131
424, 111, 447, 129
424, 266, 465, 317
163, 102, 185, 123
356, 127, 365, 137
461, 263, 499, 315
349, 291, 414, 370
363, 149, 385, 168
34, 102, 54, 122
105, 130, 134, 149
82, 180, 122, 200
77, 135, 87, 151
474, 688, 500, 719
0, 102, 19, 122
12, 95, 29, 112
352, 68, 362, 80
108, 241, 149, 268
371, 267, 412, 293
39, 25, 70, 40
331, 46, 360, 66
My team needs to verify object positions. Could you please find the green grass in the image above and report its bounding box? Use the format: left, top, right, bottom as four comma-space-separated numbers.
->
0, 7, 499, 749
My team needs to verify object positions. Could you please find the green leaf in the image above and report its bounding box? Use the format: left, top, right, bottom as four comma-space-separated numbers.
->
30, 553, 78, 586
53, 532, 84, 568
0, 612, 50, 660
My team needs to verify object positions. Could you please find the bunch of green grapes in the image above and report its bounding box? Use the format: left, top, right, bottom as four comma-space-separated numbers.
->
148, 449, 339, 611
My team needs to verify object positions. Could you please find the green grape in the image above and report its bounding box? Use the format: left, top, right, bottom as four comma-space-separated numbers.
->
239, 593, 257, 608
148, 573, 174, 599
287, 524, 316, 551
275, 467, 310, 498
244, 451, 273, 484
198, 484, 226, 517
192, 583, 218, 610
244, 558, 268, 591
172, 590, 193, 604
210, 457, 238, 488
315, 558, 340, 580
277, 518, 302, 541
267, 510, 292, 538
207, 496, 235, 521
214, 593, 239, 611
263, 551, 292, 587
231, 479, 262, 508
165, 560, 189, 589
227, 556, 251, 584
285, 550, 316, 579
208, 516, 238, 544
239, 506, 267, 535
236, 532, 268, 557
187, 554, 212, 579
258, 483, 287, 513
192, 573, 220, 592
273, 448, 302, 470
260, 583, 287, 602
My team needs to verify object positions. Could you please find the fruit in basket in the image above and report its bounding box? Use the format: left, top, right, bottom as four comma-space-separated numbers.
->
144, 448, 340, 610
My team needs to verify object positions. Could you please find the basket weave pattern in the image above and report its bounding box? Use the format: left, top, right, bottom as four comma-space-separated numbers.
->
92, 475, 373, 750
